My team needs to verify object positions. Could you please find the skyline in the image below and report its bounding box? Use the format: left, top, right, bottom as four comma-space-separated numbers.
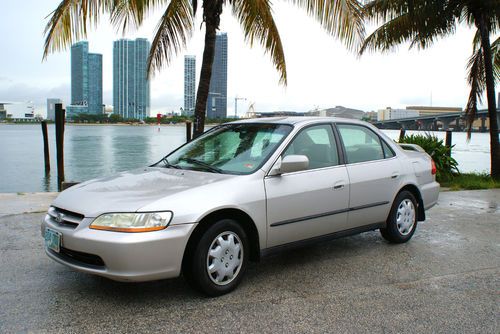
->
0, 0, 492, 118
113, 38, 151, 120
206, 33, 228, 119
184, 55, 196, 116
67, 41, 103, 117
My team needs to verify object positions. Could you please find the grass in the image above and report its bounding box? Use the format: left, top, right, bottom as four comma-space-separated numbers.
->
440, 173, 500, 191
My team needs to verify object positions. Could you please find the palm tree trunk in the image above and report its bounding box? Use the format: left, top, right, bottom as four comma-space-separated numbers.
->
193, 1, 222, 137
477, 16, 500, 178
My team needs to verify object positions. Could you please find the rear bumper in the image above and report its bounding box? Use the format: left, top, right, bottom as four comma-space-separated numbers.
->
42, 215, 196, 282
421, 181, 440, 210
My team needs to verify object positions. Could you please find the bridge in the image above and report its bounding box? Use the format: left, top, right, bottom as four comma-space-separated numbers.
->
372, 109, 498, 131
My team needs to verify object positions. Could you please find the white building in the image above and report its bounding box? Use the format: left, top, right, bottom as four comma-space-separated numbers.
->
377, 107, 419, 121
0, 102, 36, 121
47, 98, 63, 121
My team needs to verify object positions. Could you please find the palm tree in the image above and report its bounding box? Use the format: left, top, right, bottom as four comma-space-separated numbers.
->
43, 0, 365, 137
359, 0, 500, 178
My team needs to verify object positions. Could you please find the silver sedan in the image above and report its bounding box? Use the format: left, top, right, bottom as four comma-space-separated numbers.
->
42, 117, 439, 296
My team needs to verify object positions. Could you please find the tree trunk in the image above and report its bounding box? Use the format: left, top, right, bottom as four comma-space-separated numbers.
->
478, 15, 500, 178
193, 1, 222, 137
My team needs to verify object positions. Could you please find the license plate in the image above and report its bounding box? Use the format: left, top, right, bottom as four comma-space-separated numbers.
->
45, 228, 62, 253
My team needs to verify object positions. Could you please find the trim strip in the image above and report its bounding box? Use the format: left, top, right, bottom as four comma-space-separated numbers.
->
261, 222, 385, 257
270, 201, 389, 227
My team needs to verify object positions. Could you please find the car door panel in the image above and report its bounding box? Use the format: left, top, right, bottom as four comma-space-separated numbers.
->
264, 166, 350, 247
345, 158, 401, 228
336, 123, 401, 228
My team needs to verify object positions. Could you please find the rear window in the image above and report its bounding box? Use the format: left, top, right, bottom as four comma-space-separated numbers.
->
337, 124, 385, 164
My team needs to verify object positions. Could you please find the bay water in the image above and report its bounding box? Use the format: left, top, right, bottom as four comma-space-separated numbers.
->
0, 124, 492, 193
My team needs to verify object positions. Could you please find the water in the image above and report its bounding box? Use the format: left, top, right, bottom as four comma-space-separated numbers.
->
0, 124, 492, 193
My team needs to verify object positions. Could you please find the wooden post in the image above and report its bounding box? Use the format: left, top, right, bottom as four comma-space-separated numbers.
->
186, 121, 192, 142
445, 130, 452, 157
399, 128, 406, 142
55, 104, 65, 191
41, 121, 50, 173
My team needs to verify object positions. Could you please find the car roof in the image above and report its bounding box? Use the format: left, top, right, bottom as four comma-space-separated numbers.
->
229, 116, 367, 126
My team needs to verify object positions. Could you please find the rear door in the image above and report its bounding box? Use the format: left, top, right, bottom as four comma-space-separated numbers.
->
265, 124, 350, 248
336, 123, 401, 228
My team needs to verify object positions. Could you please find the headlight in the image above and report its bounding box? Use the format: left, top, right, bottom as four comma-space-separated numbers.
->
90, 212, 173, 232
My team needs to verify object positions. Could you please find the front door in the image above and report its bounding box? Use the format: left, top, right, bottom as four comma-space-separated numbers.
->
265, 124, 350, 248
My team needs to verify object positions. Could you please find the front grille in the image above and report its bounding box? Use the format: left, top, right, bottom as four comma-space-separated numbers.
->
58, 247, 105, 268
47, 207, 84, 229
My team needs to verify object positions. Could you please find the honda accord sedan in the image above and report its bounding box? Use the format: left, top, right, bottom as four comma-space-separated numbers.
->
42, 117, 439, 296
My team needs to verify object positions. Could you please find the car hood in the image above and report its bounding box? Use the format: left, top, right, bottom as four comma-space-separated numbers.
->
51, 167, 236, 217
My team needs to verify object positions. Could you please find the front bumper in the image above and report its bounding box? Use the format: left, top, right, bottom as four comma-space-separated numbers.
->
41, 214, 196, 282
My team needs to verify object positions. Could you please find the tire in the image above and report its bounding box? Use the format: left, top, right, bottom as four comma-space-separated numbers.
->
184, 219, 248, 296
380, 190, 418, 243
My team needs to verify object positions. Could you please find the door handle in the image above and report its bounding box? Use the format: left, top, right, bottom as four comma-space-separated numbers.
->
333, 184, 345, 190
391, 174, 399, 179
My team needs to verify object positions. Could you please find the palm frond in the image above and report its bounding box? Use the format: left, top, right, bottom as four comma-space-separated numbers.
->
359, 11, 413, 54
148, 0, 194, 75
110, 0, 165, 33
363, 0, 413, 23
43, 0, 115, 59
290, 0, 365, 50
232, 0, 287, 85
490, 36, 500, 80
464, 43, 485, 139
465, 35, 500, 140
360, 0, 455, 54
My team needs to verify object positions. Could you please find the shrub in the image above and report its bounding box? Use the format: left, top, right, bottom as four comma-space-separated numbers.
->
399, 133, 459, 182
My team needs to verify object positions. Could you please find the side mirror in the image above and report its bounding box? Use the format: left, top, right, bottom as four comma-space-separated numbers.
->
270, 155, 309, 175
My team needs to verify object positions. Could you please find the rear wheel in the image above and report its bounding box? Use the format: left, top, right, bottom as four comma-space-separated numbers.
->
184, 219, 248, 296
380, 190, 418, 243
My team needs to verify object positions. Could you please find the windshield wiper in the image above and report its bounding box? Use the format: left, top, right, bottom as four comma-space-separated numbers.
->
179, 157, 223, 173
159, 157, 183, 169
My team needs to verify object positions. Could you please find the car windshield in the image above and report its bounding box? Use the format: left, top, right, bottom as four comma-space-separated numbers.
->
158, 123, 292, 174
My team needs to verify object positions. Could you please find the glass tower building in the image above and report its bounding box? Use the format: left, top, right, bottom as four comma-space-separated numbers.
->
206, 33, 228, 119
184, 55, 196, 116
113, 38, 151, 120
68, 41, 103, 117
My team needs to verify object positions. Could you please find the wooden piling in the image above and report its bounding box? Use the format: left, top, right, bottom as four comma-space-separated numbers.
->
186, 121, 192, 142
445, 130, 452, 157
41, 121, 50, 173
399, 128, 406, 142
55, 104, 65, 191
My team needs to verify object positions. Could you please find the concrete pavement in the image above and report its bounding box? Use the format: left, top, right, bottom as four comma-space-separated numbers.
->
0, 190, 499, 333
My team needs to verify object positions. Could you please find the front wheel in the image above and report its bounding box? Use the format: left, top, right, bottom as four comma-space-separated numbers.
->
184, 219, 248, 296
380, 190, 418, 243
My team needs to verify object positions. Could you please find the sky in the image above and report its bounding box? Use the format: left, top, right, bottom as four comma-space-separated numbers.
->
0, 0, 494, 118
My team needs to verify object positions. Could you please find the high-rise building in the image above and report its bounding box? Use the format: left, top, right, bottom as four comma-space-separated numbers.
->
113, 38, 151, 120
206, 33, 228, 119
184, 55, 196, 116
46, 98, 63, 121
67, 41, 103, 118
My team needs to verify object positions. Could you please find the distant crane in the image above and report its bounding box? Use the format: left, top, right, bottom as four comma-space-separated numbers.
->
246, 102, 256, 118
234, 96, 247, 118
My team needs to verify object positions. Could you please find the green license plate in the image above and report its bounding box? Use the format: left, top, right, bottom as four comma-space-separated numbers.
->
45, 228, 62, 253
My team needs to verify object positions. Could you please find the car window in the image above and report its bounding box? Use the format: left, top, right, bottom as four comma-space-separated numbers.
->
381, 140, 395, 158
283, 124, 339, 169
337, 124, 385, 163
165, 124, 292, 174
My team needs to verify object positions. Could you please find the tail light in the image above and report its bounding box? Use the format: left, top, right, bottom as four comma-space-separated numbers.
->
431, 159, 437, 175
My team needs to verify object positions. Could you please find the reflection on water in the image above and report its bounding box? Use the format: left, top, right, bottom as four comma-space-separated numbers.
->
0, 124, 493, 193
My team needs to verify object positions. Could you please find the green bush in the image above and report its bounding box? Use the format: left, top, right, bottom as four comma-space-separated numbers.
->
399, 133, 459, 182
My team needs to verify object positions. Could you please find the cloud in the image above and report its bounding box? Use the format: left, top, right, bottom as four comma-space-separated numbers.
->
151, 93, 184, 114
0, 82, 70, 104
